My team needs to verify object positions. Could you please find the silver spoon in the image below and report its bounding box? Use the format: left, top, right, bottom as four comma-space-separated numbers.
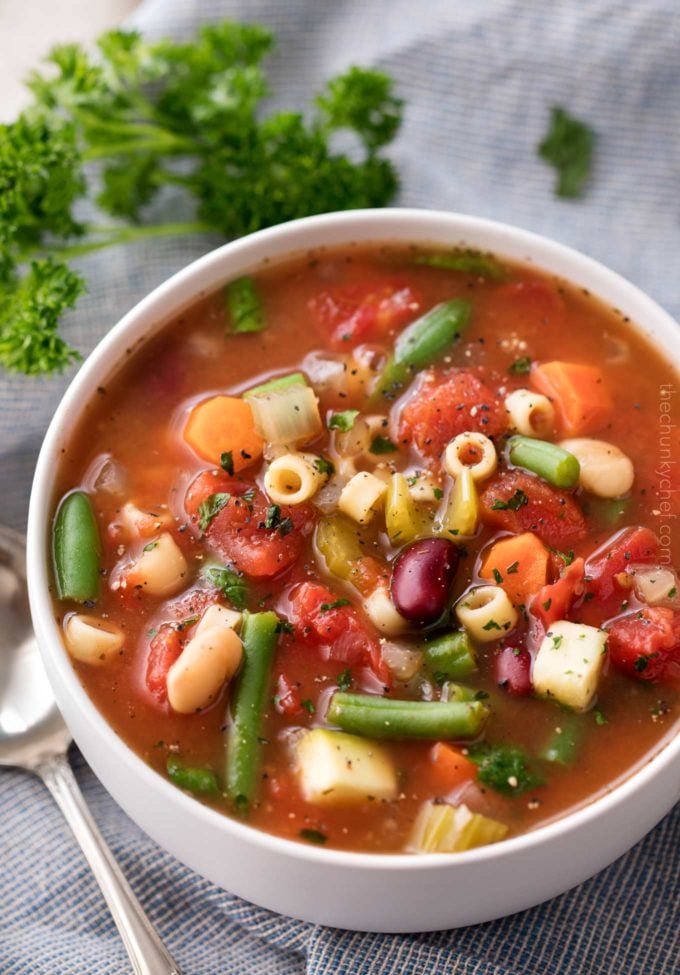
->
0, 525, 183, 975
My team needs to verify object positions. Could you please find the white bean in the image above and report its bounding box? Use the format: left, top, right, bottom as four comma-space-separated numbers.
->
559, 438, 634, 498
64, 614, 124, 665
167, 626, 243, 714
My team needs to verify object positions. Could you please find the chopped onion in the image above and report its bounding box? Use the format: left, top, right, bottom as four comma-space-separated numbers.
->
380, 642, 423, 681
629, 564, 680, 608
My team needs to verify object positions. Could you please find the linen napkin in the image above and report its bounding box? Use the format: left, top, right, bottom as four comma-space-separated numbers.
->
1, 2, 678, 972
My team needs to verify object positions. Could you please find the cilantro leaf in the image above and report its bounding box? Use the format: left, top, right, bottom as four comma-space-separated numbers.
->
313, 456, 335, 477
538, 106, 595, 199
508, 356, 532, 375
490, 490, 529, 512
369, 435, 398, 455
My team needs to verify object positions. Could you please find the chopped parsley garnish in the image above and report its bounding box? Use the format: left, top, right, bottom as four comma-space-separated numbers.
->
490, 489, 529, 512
220, 451, 235, 475
314, 456, 335, 477
668, 587, 678, 599
468, 743, 542, 796
299, 828, 327, 845
593, 709, 608, 726
553, 549, 576, 567
301, 699, 316, 715
319, 599, 351, 612
506, 561, 520, 575
433, 487, 444, 501
508, 356, 532, 375
142, 541, 158, 552
369, 435, 398, 454
275, 619, 294, 634
492, 568, 503, 585
328, 409, 360, 432
336, 668, 353, 690
542, 598, 552, 611
198, 492, 230, 532
202, 565, 248, 609
263, 504, 293, 536
552, 635, 564, 649
538, 105, 595, 199
482, 619, 502, 632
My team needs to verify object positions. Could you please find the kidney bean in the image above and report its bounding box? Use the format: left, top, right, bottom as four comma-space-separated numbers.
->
494, 645, 532, 696
390, 538, 459, 626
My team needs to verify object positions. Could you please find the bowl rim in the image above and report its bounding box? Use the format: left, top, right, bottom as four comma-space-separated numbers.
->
27, 206, 680, 872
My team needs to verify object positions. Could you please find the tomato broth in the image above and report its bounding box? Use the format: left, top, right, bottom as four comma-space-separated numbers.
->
51, 243, 680, 854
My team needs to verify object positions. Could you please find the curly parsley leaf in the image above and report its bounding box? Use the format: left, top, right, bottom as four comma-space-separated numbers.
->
1, 22, 403, 376
538, 106, 595, 199
468, 743, 542, 796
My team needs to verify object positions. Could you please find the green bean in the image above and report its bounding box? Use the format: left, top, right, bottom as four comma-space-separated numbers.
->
423, 630, 477, 680
226, 276, 264, 333
539, 718, 584, 766
371, 299, 471, 400
167, 755, 221, 795
327, 692, 488, 740
225, 611, 279, 812
52, 490, 101, 602
585, 496, 631, 528
415, 250, 507, 281
439, 682, 479, 703
508, 435, 580, 489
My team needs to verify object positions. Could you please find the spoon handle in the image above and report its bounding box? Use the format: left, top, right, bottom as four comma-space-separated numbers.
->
37, 753, 183, 975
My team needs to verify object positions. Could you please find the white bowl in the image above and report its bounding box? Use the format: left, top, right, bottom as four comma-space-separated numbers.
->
27, 209, 680, 932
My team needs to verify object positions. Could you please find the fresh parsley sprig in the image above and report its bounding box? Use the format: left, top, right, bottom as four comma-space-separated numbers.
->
0, 22, 403, 376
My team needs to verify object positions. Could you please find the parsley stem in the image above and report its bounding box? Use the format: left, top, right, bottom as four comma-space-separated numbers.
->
45, 221, 215, 259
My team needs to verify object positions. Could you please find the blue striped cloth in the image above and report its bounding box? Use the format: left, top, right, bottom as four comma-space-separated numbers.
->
1, 2, 678, 972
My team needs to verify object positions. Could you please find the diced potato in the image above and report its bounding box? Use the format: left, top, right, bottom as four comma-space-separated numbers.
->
64, 614, 125, 665
533, 620, 607, 711
296, 729, 397, 804
128, 533, 188, 597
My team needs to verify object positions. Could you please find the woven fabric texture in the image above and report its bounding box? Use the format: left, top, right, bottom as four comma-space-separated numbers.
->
1, 1, 678, 972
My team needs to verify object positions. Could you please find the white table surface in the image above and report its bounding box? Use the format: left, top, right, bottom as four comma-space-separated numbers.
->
0, 0, 139, 121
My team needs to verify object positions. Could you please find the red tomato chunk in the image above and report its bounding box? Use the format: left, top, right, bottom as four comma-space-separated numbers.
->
288, 582, 389, 684
185, 470, 315, 578
608, 607, 680, 683
399, 369, 507, 459
309, 280, 421, 349
480, 470, 586, 549
584, 527, 660, 613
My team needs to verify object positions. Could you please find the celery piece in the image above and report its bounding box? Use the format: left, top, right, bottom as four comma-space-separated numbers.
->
440, 467, 478, 538
243, 372, 306, 398
246, 383, 321, 444
315, 514, 365, 582
408, 800, 508, 853
386, 473, 421, 545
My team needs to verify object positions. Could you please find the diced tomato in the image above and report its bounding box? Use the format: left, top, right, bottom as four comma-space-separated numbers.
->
309, 281, 422, 349
288, 582, 390, 684
607, 607, 680, 683
531, 558, 585, 630
185, 470, 315, 578
399, 369, 508, 459
274, 674, 304, 716
493, 644, 533, 696
350, 555, 390, 596
584, 527, 660, 614
145, 624, 183, 704
479, 470, 587, 549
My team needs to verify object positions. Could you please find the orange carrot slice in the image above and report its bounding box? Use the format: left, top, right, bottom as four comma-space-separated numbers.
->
184, 395, 263, 471
531, 361, 612, 436
480, 532, 549, 606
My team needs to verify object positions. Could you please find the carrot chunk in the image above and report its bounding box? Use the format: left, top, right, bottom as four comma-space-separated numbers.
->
427, 743, 477, 793
531, 361, 612, 437
184, 395, 263, 470
480, 532, 549, 606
